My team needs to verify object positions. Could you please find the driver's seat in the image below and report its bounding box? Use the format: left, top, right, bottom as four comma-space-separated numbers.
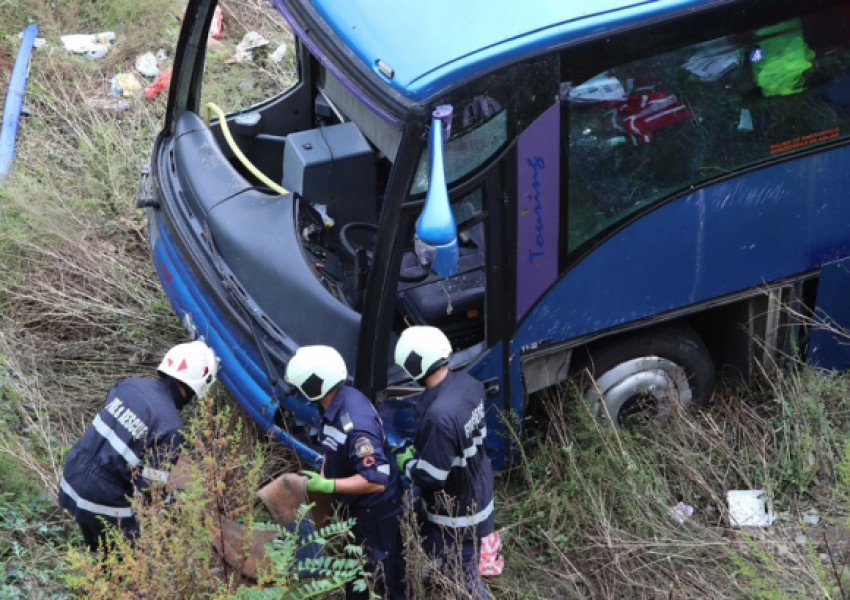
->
397, 248, 485, 349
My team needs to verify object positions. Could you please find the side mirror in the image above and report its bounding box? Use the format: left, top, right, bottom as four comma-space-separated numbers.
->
415, 105, 458, 277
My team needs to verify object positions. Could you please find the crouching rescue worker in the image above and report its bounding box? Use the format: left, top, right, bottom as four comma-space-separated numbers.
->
284, 345, 405, 600
394, 326, 494, 599
58, 340, 219, 554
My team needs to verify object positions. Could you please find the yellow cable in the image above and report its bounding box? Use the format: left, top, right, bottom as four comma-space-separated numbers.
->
204, 102, 288, 195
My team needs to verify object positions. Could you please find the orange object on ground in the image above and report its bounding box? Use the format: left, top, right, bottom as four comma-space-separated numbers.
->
144, 66, 173, 98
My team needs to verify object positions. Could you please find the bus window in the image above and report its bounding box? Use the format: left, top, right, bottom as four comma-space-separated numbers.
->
199, 10, 298, 114
566, 4, 850, 253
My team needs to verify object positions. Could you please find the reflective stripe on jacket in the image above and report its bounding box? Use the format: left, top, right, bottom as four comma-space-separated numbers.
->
409, 371, 495, 538
315, 385, 401, 509
59, 377, 185, 517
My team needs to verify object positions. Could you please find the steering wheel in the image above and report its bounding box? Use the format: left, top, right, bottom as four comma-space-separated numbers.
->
339, 222, 429, 283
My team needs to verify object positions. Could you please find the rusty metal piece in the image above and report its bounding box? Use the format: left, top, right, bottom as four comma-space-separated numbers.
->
167, 458, 336, 580
257, 472, 308, 525
208, 513, 278, 580
257, 472, 334, 528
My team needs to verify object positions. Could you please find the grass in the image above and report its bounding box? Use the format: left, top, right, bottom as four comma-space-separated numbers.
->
4, 0, 850, 598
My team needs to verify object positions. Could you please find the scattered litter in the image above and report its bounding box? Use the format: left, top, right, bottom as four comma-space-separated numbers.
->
86, 98, 133, 112
135, 52, 160, 77
670, 501, 695, 524
727, 489, 776, 528
210, 5, 223, 39
479, 530, 504, 577
60, 32, 115, 60
233, 31, 269, 63
802, 512, 820, 526
156, 48, 168, 62
144, 66, 173, 99
110, 73, 142, 97
18, 30, 46, 48
737, 108, 754, 132
271, 42, 287, 63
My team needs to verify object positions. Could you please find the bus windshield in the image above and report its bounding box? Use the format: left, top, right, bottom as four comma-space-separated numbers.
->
410, 106, 508, 195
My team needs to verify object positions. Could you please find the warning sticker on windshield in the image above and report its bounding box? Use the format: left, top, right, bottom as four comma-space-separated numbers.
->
770, 127, 840, 155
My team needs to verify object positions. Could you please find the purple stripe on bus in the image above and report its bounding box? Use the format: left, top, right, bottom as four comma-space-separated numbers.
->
516, 103, 560, 321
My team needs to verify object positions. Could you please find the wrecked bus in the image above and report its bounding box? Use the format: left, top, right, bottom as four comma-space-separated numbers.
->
140, 0, 850, 468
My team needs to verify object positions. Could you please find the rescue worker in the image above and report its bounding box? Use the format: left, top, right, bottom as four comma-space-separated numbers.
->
284, 345, 405, 600
58, 340, 219, 554
394, 325, 494, 599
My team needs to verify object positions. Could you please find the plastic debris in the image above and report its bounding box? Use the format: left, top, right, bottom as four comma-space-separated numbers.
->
210, 6, 223, 40
17, 30, 46, 49
727, 489, 776, 527
479, 530, 504, 577
670, 501, 695, 524
135, 52, 160, 77
2, 23, 38, 180
144, 66, 173, 99
60, 32, 115, 60
156, 48, 168, 62
271, 42, 288, 63
737, 108, 754, 132
110, 72, 142, 97
86, 98, 132, 112
233, 31, 270, 63
802, 512, 820, 526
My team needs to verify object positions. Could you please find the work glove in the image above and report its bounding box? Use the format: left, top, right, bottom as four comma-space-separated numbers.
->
395, 445, 416, 473
300, 470, 335, 494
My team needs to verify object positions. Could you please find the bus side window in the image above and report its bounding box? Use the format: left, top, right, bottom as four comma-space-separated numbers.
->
565, 4, 850, 254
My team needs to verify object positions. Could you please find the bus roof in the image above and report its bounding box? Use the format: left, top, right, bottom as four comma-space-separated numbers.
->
306, 0, 726, 102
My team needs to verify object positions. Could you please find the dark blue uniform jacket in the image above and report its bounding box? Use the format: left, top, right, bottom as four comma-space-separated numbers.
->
314, 385, 400, 509
407, 370, 495, 538
59, 377, 186, 519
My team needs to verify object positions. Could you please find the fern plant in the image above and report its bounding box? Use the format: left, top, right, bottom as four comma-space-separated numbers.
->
239, 505, 370, 599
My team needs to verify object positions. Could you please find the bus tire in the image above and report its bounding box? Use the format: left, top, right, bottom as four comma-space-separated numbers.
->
575, 322, 715, 427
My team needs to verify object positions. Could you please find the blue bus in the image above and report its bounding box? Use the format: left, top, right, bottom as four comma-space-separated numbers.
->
140, 0, 850, 468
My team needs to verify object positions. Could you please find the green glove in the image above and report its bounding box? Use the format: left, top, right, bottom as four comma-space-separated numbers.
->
300, 470, 335, 494
395, 445, 416, 473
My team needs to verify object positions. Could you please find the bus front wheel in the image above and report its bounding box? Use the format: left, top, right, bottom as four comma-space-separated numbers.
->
575, 322, 715, 427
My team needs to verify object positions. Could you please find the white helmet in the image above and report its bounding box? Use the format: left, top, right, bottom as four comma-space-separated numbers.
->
284, 345, 347, 402
394, 326, 452, 381
158, 340, 219, 398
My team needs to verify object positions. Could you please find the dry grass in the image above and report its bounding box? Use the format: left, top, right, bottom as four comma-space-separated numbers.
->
485, 372, 850, 599
4, 1, 850, 598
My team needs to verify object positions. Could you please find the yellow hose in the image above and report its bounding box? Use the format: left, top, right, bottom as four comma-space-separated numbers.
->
204, 102, 288, 195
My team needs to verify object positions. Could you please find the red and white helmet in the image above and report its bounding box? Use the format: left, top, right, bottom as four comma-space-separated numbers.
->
157, 340, 219, 397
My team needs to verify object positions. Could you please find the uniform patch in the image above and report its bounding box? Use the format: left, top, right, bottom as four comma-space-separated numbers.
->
354, 436, 374, 458
362, 456, 376, 467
